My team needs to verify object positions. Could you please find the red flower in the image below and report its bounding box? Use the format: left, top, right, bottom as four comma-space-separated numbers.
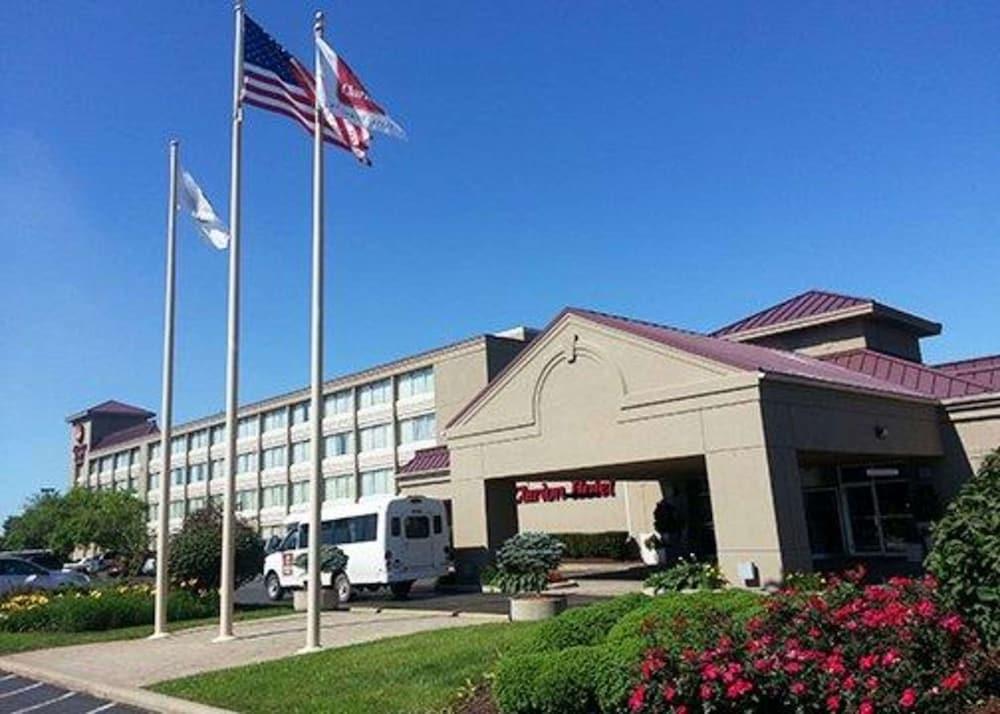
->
699, 683, 714, 701
915, 599, 936, 618
842, 676, 856, 692
823, 655, 846, 676
783, 660, 803, 675
899, 688, 917, 708
641, 650, 666, 680
865, 676, 879, 691
701, 663, 720, 681
674, 706, 689, 714
662, 684, 677, 702
939, 614, 963, 634
725, 679, 753, 699
859, 700, 875, 714
941, 670, 967, 691
881, 649, 902, 668
628, 684, 647, 713
826, 694, 841, 712
790, 681, 807, 696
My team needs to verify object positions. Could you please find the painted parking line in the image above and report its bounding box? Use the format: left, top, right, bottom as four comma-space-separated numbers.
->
0, 673, 150, 714
0, 684, 43, 700
11, 691, 75, 713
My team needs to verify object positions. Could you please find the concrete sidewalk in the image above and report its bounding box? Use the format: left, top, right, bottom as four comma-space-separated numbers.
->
0, 608, 504, 712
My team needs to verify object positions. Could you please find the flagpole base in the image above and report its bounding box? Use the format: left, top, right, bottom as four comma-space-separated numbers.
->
212, 634, 238, 644
297, 644, 322, 655
147, 631, 171, 641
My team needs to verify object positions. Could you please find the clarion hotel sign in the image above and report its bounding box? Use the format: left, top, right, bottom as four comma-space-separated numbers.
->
515, 479, 616, 505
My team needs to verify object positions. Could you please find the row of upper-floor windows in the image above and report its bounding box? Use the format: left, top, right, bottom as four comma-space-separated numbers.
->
148, 469, 395, 521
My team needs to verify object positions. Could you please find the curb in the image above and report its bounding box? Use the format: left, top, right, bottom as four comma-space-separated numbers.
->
0, 658, 233, 714
344, 605, 507, 622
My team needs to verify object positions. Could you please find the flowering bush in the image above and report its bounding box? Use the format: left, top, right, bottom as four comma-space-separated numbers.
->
0, 583, 216, 632
644, 556, 727, 593
628, 568, 992, 713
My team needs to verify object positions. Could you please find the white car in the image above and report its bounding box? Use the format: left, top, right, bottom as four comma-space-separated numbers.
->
0, 557, 90, 596
263, 496, 452, 604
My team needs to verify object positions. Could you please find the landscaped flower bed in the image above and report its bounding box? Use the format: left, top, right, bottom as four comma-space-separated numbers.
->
628, 568, 994, 713
0, 583, 217, 633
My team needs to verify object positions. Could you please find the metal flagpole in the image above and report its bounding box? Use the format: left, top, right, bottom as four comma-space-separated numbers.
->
150, 139, 179, 640
216, 0, 244, 644
302, 9, 326, 654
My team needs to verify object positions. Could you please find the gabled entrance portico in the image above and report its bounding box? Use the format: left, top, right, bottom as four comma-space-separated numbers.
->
444, 308, 943, 587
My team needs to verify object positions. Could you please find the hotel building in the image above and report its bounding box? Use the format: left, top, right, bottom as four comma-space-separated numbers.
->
67, 290, 1000, 586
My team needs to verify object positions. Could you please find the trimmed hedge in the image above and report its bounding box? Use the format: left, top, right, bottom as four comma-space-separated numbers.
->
494, 592, 764, 714
517, 593, 648, 654
550, 531, 638, 561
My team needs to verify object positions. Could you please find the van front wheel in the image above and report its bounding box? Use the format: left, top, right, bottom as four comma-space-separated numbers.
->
333, 573, 352, 605
265, 572, 285, 601
390, 580, 415, 599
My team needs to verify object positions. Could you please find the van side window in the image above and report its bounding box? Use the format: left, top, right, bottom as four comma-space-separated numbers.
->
391, 517, 400, 537
281, 529, 299, 551
432, 515, 442, 534
405, 516, 430, 539
331, 514, 378, 545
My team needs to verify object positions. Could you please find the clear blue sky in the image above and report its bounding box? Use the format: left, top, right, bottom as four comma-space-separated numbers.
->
2, 2, 998, 520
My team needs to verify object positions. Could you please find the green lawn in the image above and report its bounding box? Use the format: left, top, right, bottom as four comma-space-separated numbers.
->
0, 605, 294, 656
151, 621, 539, 714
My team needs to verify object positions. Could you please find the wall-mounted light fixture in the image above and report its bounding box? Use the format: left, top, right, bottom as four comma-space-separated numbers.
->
874, 425, 889, 440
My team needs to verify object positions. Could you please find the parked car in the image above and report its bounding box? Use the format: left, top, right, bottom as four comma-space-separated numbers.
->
0, 556, 90, 596
0, 549, 65, 572
262, 495, 452, 603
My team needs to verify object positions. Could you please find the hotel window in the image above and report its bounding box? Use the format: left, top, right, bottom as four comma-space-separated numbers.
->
261, 485, 287, 509
113, 451, 130, 470
189, 462, 207, 483
88, 461, 97, 476
235, 489, 257, 512
360, 469, 394, 497
149, 443, 161, 461
169, 501, 185, 520
171, 467, 186, 486
188, 496, 206, 513
291, 402, 310, 425
100, 456, 113, 473
129, 447, 140, 464
359, 424, 390, 452
399, 414, 436, 445
323, 432, 353, 458
170, 435, 186, 453
148, 503, 159, 522
209, 458, 225, 480
358, 379, 391, 409
148, 473, 159, 490
323, 390, 352, 417
290, 441, 311, 465
210, 424, 226, 445
210, 493, 224, 508
262, 408, 287, 433
262, 446, 287, 469
323, 475, 354, 502
290, 481, 310, 505
190, 430, 208, 449
237, 416, 258, 439
236, 452, 257, 475
398, 367, 434, 399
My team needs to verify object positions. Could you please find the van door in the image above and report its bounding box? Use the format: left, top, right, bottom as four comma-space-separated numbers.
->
400, 512, 435, 570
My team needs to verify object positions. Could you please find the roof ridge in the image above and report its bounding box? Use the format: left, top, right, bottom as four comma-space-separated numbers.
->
933, 353, 1000, 369
710, 289, 873, 337
566, 307, 706, 338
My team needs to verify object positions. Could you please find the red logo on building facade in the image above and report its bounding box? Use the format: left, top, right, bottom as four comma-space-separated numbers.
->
515, 479, 616, 505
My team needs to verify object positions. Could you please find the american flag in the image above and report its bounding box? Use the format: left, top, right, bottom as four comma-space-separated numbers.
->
242, 15, 370, 162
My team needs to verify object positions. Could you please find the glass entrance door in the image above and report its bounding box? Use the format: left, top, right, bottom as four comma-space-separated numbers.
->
843, 484, 882, 553
803, 488, 845, 557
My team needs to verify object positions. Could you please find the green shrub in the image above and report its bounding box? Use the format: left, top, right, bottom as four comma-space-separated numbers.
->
0, 584, 217, 633
591, 637, 647, 714
643, 555, 726, 592
549, 532, 638, 561
494, 651, 546, 714
494, 532, 565, 596
926, 449, 1000, 647
605, 590, 763, 654
169, 504, 264, 591
519, 593, 647, 653
781, 570, 827, 591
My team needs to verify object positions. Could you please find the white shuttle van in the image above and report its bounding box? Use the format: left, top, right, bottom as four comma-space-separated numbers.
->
262, 495, 451, 603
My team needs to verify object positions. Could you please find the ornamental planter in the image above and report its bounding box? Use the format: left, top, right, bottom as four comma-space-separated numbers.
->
509, 594, 567, 622
293, 587, 344, 612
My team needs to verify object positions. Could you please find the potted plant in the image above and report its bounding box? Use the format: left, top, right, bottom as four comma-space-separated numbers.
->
494, 532, 566, 621
292, 544, 350, 610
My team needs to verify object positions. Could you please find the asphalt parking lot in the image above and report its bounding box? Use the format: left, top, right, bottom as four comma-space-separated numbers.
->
0, 672, 147, 714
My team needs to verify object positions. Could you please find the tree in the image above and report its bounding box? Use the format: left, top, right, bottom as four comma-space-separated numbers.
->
169, 504, 263, 591
2, 491, 71, 558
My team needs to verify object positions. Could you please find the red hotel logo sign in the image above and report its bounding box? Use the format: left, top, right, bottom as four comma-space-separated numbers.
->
515, 480, 616, 505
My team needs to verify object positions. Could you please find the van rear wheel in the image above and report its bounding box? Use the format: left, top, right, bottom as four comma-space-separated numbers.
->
333, 573, 352, 605
265, 572, 285, 601
390, 580, 415, 599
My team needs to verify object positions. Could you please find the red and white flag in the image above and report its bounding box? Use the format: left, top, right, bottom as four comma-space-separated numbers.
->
316, 36, 406, 139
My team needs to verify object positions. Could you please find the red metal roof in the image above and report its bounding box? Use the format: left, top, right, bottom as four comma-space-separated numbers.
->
820, 349, 991, 399
933, 354, 1000, 392
712, 290, 871, 337
67, 399, 155, 423
92, 421, 160, 451
399, 445, 449, 474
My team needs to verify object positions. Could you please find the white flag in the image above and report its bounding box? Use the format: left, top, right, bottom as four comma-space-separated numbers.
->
315, 36, 406, 139
180, 170, 229, 250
